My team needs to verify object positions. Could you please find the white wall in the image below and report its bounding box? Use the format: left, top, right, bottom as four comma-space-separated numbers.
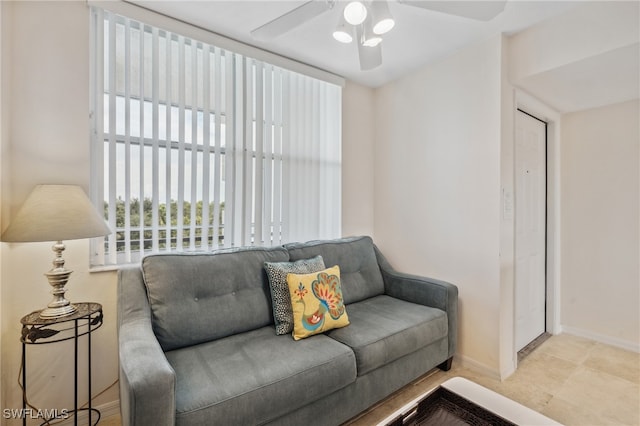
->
374, 35, 505, 375
560, 100, 640, 351
0, 1, 120, 419
508, 1, 639, 113
509, 2, 638, 84
0, 0, 5, 412
0, 1, 376, 418
499, 39, 517, 378
342, 81, 375, 238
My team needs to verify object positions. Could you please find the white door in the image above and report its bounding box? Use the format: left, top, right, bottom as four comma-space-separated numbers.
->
515, 110, 547, 352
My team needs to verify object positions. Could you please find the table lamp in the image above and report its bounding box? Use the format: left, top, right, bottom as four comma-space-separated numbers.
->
1, 184, 112, 318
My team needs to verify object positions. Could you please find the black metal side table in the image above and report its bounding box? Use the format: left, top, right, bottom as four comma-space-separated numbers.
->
20, 302, 103, 426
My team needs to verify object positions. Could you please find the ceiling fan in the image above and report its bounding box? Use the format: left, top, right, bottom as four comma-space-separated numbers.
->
251, 0, 507, 71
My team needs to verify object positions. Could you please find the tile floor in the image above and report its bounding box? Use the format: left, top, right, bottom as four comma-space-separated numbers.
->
102, 333, 639, 425
345, 334, 640, 426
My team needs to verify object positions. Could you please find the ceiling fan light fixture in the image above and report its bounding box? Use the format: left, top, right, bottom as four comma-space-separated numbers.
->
362, 36, 382, 47
371, 0, 395, 35
344, 1, 368, 25
356, 23, 382, 70
361, 18, 382, 47
333, 29, 353, 43
373, 18, 395, 35
333, 14, 353, 43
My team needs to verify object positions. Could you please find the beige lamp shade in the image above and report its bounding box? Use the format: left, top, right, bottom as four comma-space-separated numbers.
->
1, 184, 111, 242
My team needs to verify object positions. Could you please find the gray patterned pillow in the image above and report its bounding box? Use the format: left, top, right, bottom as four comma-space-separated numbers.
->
264, 255, 326, 335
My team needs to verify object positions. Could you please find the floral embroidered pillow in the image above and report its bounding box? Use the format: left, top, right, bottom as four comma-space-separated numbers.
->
286, 265, 350, 340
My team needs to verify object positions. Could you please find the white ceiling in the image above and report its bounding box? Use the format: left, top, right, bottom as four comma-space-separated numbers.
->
128, 0, 639, 112
130, 0, 580, 87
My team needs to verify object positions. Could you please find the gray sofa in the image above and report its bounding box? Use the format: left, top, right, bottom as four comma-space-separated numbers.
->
117, 236, 458, 426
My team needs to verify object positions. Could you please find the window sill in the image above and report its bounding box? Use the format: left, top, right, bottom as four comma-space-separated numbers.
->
89, 265, 122, 273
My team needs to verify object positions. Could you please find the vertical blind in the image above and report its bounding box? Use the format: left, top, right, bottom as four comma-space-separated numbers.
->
89, 8, 342, 267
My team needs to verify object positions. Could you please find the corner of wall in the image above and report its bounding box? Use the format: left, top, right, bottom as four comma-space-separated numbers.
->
0, 0, 6, 414
0, 0, 10, 226
499, 32, 517, 379
341, 81, 376, 239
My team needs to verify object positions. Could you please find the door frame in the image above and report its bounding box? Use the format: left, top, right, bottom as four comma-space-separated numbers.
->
514, 91, 561, 358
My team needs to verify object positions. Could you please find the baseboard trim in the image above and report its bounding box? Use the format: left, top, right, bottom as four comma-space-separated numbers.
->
561, 326, 640, 353
57, 400, 120, 426
454, 354, 501, 381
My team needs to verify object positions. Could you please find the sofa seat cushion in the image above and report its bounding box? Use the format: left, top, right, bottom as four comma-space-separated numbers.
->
327, 295, 448, 376
165, 326, 356, 425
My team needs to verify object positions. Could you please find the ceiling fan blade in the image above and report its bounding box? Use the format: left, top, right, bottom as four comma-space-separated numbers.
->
251, 1, 332, 40
399, 0, 507, 21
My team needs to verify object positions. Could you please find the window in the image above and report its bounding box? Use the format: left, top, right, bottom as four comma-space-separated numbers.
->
90, 8, 342, 267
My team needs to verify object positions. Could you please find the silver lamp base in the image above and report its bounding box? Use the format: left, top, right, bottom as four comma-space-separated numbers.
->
40, 301, 78, 319
39, 241, 78, 319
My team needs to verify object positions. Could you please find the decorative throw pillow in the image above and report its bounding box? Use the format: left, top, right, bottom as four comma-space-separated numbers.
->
286, 265, 350, 341
264, 255, 326, 335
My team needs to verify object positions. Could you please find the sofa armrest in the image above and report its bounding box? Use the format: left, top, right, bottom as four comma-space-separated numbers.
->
118, 267, 176, 426
374, 247, 458, 358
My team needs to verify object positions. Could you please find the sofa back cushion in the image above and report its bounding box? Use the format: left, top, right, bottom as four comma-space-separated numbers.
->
142, 247, 289, 351
285, 236, 384, 304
